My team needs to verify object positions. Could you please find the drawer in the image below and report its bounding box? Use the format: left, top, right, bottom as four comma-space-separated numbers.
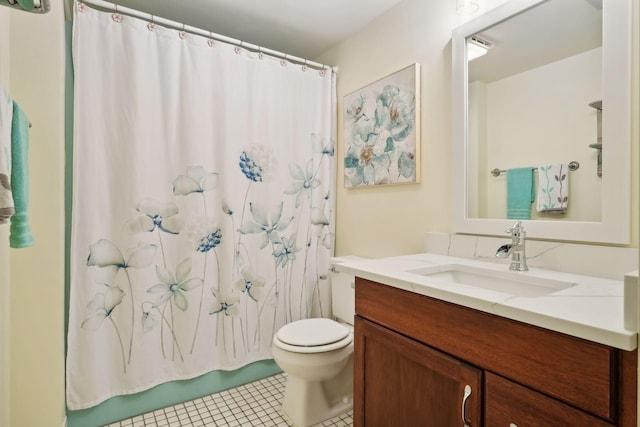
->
356, 278, 615, 420
485, 372, 613, 426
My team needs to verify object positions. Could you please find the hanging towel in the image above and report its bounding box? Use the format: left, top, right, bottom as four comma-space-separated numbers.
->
9, 101, 34, 248
0, 87, 14, 223
506, 167, 535, 220
537, 163, 569, 214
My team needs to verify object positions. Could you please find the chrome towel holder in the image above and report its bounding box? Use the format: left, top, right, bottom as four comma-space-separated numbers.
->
490, 161, 580, 177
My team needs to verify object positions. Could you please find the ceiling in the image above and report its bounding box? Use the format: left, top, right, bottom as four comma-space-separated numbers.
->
112, 0, 404, 60
468, 0, 602, 83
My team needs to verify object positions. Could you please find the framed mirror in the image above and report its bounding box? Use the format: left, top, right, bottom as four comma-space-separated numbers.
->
452, 0, 631, 244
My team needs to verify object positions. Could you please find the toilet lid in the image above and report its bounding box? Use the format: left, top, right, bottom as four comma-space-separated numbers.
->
277, 318, 350, 347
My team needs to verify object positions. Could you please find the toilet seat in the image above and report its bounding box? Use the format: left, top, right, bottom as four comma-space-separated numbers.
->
274, 318, 353, 354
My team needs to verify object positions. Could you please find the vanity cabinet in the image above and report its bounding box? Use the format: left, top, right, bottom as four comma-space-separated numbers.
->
354, 278, 637, 427
355, 317, 481, 427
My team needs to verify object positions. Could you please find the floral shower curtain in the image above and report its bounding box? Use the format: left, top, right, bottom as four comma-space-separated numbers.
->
66, 2, 336, 410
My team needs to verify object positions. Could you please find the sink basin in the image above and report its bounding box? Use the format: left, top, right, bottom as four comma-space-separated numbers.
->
407, 263, 576, 297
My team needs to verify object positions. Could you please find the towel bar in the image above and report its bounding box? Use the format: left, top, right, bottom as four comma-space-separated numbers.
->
491, 161, 579, 177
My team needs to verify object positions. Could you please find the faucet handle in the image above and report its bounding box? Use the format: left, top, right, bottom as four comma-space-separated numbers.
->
505, 221, 525, 236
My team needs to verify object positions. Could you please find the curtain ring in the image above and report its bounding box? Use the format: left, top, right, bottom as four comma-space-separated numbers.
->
258, 47, 264, 60
319, 66, 327, 77
112, 4, 123, 22
234, 42, 242, 54
147, 15, 156, 31
77, 1, 87, 12
179, 23, 187, 39
301, 59, 308, 72
208, 31, 215, 47
280, 54, 288, 66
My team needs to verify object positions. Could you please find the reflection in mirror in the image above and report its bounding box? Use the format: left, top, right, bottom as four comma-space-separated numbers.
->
452, 0, 631, 243
467, 0, 602, 222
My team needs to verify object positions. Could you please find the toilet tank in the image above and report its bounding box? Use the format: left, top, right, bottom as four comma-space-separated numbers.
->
330, 256, 364, 325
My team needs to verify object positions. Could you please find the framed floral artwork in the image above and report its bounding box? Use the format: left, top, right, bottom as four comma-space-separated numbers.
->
343, 63, 420, 188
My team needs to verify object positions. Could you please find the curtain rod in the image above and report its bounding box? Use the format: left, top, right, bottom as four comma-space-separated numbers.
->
78, 0, 336, 73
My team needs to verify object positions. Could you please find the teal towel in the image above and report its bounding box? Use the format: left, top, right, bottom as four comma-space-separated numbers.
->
506, 167, 534, 220
9, 101, 34, 248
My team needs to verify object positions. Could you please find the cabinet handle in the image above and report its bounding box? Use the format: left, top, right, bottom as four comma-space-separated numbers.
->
461, 384, 472, 427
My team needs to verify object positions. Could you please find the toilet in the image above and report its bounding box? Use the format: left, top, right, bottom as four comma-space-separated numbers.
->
271, 258, 358, 427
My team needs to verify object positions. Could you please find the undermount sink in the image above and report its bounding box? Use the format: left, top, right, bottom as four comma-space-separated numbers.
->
407, 263, 576, 297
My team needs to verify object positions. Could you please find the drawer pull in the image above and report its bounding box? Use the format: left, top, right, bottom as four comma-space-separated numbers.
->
462, 384, 472, 427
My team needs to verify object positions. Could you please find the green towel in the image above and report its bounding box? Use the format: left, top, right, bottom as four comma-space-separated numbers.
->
9, 101, 34, 248
16, 0, 35, 11
0, 0, 35, 12
506, 167, 534, 220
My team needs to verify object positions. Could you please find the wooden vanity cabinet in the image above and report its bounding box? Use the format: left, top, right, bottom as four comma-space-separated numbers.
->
354, 278, 638, 427
355, 317, 482, 427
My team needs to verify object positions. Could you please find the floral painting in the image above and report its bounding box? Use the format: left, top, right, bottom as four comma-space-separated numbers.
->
343, 64, 420, 188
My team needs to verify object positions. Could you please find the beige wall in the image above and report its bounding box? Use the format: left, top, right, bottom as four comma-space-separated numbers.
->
317, 0, 639, 257
0, 3, 66, 427
1, 8, 12, 427
634, 0, 640, 252
317, 0, 457, 257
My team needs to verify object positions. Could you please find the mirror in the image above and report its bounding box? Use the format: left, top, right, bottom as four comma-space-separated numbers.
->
452, 0, 631, 243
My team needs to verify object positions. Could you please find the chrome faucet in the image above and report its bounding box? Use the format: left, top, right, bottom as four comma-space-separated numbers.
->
496, 221, 528, 271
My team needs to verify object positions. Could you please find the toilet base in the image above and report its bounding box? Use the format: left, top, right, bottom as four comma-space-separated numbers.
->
280, 356, 353, 427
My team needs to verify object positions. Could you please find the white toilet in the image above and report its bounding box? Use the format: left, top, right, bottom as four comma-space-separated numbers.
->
271, 260, 358, 427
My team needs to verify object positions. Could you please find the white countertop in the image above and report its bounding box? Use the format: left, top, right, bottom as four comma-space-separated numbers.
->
334, 253, 638, 351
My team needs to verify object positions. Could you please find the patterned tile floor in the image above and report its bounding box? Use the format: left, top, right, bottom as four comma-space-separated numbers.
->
104, 373, 353, 427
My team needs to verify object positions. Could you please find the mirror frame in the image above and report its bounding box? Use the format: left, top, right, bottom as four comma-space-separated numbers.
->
452, 0, 631, 244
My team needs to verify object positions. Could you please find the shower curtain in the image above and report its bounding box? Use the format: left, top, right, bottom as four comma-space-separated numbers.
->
67, 2, 336, 410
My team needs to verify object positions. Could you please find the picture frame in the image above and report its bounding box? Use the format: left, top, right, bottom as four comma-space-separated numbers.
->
343, 63, 420, 188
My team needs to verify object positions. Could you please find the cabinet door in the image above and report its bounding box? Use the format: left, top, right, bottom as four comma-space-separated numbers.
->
485, 372, 614, 427
354, 317, 482, 427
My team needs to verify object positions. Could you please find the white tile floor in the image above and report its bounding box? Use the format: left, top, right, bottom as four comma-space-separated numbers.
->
104, 373, 353, 427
